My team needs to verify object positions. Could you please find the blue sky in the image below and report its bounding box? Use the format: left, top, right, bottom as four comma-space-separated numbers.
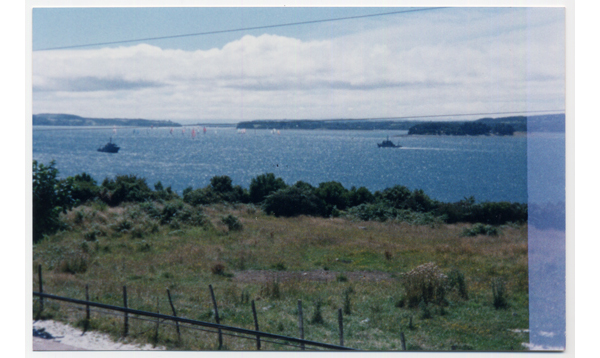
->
32, 6, 565, 123
33, 7, 414, 52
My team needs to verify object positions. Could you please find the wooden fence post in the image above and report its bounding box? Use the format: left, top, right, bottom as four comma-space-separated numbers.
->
209, 284, 223, 349
84, 284, 90, 331
297, 299, 305, 350
166, 289, 181, 342
123, 286, 128, 337
154, 297, 160, 344
251, 300, 261, 350
338, 308, 344, 347
38, 265, 43, 315
400, 331, 407, 351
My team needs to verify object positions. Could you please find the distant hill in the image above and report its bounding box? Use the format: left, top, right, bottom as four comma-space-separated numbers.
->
33, 113, 182, 127
475, 114, 565, 132
236, 113, 565, 133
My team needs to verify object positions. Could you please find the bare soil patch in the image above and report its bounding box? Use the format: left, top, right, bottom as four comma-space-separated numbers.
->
32, 320, 165, 351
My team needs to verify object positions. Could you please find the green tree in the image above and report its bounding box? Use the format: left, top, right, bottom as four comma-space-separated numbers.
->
315, 181, 349, 215
405, 189, 437, 212
347, 186, 375, 207
63, 172, 99, 204
379, 185, 412, 208
263, 186, 324, 217
249, 173, 287, 203
99, 175, 153, 206
210, 175, 234, 194
32, 160, 74, 243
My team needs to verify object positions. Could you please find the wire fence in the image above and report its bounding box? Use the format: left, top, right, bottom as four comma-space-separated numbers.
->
33, 266, 360, 351
39, 299, 321, 351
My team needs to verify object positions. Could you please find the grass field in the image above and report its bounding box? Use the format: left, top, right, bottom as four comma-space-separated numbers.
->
32, 201, 529, 351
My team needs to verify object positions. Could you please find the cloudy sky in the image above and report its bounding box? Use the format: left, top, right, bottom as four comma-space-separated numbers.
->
32, 6, 565, 123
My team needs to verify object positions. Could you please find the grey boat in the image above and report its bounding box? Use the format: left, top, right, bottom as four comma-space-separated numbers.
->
98, 137, 120, 153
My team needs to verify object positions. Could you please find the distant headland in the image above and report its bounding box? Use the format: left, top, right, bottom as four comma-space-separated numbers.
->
32, 113, 182, 128
237, 114, 565, 134
33, 113, 564, 134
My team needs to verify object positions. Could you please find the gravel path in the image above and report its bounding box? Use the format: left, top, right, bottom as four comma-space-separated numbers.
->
32, 320, 165, 351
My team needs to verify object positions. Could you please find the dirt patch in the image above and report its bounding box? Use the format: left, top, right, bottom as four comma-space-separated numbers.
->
233, 269, 396, 283
32, 320, 165, 351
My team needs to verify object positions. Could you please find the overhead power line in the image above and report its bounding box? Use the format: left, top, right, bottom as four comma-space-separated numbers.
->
333, 109, 565, 121
34, 7, 446, 51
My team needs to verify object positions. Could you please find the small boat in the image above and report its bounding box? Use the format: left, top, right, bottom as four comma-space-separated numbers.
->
98, 137, 120, 153
377, 136, 401, 148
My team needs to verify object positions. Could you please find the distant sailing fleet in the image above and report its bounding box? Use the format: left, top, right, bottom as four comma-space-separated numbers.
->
99, 125, 395, 154
107, 125, 281, 137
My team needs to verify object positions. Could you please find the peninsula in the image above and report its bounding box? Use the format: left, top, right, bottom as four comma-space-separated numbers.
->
33, 113, 182, 128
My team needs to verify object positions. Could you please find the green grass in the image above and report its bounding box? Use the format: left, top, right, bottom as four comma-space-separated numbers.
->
32, 201, 529, 351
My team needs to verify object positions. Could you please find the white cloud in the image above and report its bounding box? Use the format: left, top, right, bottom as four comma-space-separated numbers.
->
32, 9, 565, 121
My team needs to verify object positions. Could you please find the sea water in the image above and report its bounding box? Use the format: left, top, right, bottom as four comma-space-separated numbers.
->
32, 126, 528, 203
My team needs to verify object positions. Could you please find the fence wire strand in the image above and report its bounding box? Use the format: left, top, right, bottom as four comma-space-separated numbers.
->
38, 299, 324, 351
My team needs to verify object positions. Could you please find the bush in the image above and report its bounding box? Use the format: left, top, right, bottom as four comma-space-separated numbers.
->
249, 173, 287, 203
395, 210, 444, 227
176, 205, 207, 227
343, 288, 352, 314
315, 181, 349, 215
435, 198, 527, 226
310, 299, 325, 324
160, 201, 183, 224
434, 196, 475, 224
419, 299, 432, 319
336, 274, 348, 282
491, 278, 508, 309
401, 262, 448, 307
33, 160, 74, 243
262, 186, 324, 217
271, 262, 287, 271
152, 181, 179, 201
140, 202, 161, 219
404, 189, 437, 212
222, 214, 243, 231
462, 223, 499, 237
346, 203, 399, 222
57, 253, 89, 274
183, 178, 248, 205
261, 280, 281, 299
114, 219, 133, 233
210, 175, 234, 194
83, 226, 105, 241
183, 187, 219, 206
378, 185, 411, 209
347, 186, 375, 207
99, 175, 153, 206
64, 172, 99, 204
448, 269, 469, 300
211, 263, 226, 275
470, 202, 527, 225
384, 250, 393, 261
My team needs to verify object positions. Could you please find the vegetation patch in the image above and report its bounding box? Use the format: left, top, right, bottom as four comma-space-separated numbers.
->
31, 163, 529, 351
